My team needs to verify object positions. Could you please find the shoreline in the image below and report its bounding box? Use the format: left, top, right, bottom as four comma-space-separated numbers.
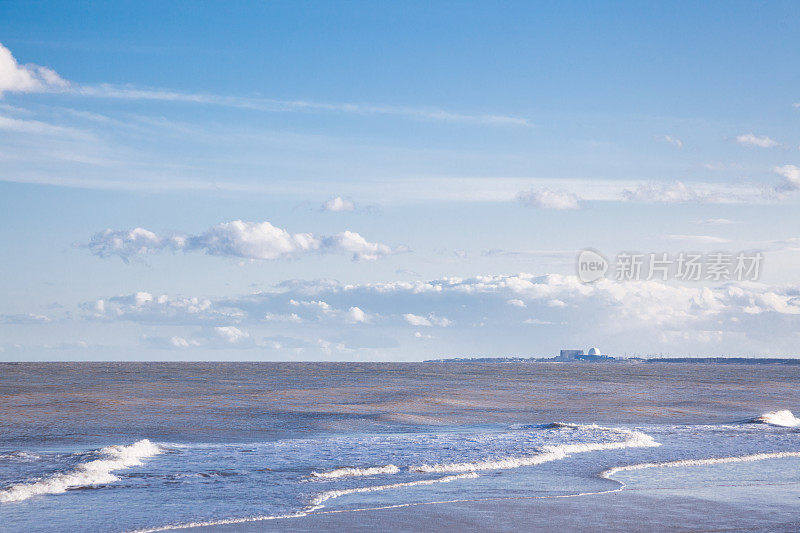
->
157, 479, 800, 532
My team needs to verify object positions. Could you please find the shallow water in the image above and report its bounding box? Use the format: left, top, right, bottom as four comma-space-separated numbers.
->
1, 362, 799, 532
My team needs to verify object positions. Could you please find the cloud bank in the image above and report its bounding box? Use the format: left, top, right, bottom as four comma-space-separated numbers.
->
85, 220, 403, 262
76, 274, 800, 357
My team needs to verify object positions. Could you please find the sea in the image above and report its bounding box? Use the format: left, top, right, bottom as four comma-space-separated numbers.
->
1, 362, 799, 532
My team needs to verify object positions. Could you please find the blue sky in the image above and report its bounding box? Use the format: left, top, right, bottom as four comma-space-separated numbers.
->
1, 1, 800, 360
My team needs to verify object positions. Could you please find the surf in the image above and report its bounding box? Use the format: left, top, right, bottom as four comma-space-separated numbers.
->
0, 439, 162, 503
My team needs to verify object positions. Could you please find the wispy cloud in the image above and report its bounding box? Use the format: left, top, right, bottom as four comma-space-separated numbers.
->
71, 84, 531, 126
663, 234, 731, 245
84, 220, 404, 262
663, 135, 683, 149
1, 43, 529, 126
736, 133, 778, 148
621, 181, 752, 204
697, 218, 735, 225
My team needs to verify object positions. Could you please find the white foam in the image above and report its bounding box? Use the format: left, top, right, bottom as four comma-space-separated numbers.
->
0, 439, 162, 503
310, 472, 479, 507
412, 425, 659, 473
601, 450, 800, 479
0, 451, 41, 462
128, 511, 310, 533
750, 410, 800, 428
311, 464, 401, 479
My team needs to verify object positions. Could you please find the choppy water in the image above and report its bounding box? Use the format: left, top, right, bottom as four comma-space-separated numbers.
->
1, 362, 800, 532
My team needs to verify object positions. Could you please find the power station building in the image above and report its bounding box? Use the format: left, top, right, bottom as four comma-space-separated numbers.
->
557, 348, 609, 361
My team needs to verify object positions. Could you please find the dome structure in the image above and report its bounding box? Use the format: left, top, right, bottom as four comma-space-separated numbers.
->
587, 347, 601, 356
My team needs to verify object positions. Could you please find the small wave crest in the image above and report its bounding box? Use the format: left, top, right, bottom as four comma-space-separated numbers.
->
310, 464, 400, 479
602, 451, 800, 479
310, 472, 479, 507
412, 425, 659, 473
0, 439, 162, 503
0, 451, 41, 462
749, 410, 800, 428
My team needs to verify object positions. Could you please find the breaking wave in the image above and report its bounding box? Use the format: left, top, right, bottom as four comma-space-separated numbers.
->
311, 464, 400, 479
412, 424, 659, 473
0, 439, 162, 503
601, 450, 800, 479
749, 410, 800, 428
310, 472, 479, 507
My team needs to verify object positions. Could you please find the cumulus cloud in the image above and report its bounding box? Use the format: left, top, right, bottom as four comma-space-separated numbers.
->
148, 326, 254, 349
347, 306, 368, 323
736, 133, 778, 148
507, 299, 527, 308
322, 196, 355, 212
517, 188, 580, 210
85, 220, 402, 262
774, 165, 800, 193
84, 292, 245, 325
664, 135, 683, 149
403, 313, 453, 327
0, 43, 68, 96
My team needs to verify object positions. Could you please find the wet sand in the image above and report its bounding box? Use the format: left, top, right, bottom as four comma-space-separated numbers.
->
188, 483, 800, 532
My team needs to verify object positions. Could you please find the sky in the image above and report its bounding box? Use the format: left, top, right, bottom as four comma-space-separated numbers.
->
1, 1, 800, 360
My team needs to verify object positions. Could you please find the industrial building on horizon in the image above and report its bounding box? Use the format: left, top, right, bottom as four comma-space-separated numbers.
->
556, 348, 612, 361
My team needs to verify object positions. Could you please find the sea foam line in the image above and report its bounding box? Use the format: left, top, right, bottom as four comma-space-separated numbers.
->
129, 473, 479, 533
311, 464, 401, 479
0, 439, 162, 503
412, 424, 659, 473
310, 472, 479, 507
601, 451, 800, 479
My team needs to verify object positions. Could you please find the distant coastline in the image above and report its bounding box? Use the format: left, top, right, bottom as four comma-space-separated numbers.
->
425, 356, 800, 365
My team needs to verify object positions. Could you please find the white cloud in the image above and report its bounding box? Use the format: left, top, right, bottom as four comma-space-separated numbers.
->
663, 234, 731, 245
517, 188, 580, 210
84, 292, 245, 325
322, 196, 355, 212
85, 220, 401, 262
73, 84, 530, 126
664, 135, 683, 149
774, 165, 800, 192
736, 133, 778, 148
403, 313, 453, 327
1, 313, 52, 324
621, 181, 747, 204
0, 43, 68, 96
76, 272, 800, 357
507, 299, 526, 308
697, 218, 735, 225
347, 306, 367, 323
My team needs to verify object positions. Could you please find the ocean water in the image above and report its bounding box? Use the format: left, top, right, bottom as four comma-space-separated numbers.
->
1, 362, 800, 532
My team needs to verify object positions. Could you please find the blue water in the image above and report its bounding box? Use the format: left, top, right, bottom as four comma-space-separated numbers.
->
1, 363, 800, 531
